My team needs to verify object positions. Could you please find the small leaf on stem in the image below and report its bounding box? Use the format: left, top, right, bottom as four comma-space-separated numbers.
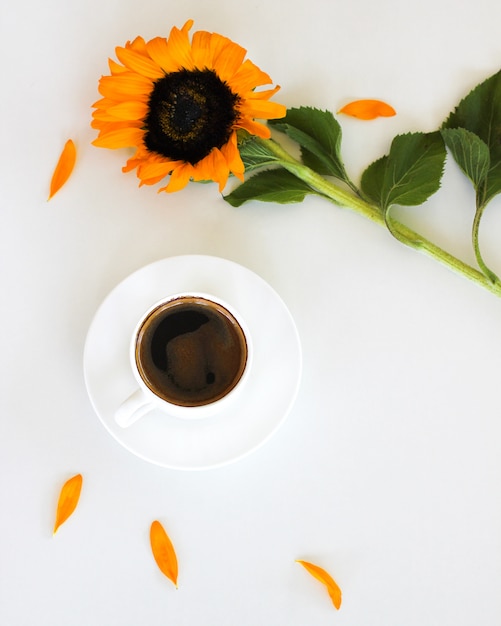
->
225, 169, 319, 206
442, 69, 501, 208
237, 133, 284, 172
361, 131, 446, 212
270, 107, 349, 182
441, 128, 490, 190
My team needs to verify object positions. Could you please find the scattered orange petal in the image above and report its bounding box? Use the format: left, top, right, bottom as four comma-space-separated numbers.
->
48, 139, 76, 199
53, 473, 83, 535
150, 520, 179, 587
296, 559, 342, 609
338, 99, 396, 120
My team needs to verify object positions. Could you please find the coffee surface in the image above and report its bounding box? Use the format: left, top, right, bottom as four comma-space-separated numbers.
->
136, 297, 247, 406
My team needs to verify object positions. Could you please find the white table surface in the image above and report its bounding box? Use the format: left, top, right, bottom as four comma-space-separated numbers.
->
2, 0, 501, 624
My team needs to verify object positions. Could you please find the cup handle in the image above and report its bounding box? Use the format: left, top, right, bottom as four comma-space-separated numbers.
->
115, 388, 155, 428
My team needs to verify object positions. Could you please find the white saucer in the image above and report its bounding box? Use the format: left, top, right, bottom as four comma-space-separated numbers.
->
83, 255, 302, 470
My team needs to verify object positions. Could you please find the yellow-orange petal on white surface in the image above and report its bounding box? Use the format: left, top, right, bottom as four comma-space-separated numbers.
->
296, 559, 342, 609
338, 99, 396, 120
150, 520, 179, 587
48, 139, 76, 200
53, 473, 83, 534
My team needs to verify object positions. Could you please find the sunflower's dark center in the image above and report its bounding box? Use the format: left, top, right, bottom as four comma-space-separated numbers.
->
143, 68, 240, 164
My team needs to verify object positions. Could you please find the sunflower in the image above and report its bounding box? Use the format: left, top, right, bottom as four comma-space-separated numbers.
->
91, 20, 286, 193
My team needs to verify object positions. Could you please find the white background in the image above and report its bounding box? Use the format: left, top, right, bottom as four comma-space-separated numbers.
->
2, 0, 501, 624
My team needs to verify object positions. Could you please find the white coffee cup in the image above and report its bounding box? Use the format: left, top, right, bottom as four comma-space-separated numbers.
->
115, 293, 252, 428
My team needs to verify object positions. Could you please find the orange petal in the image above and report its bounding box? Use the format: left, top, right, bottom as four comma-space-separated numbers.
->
108, 58, 128, 75
191, 30, 214, 67
106, 101, 150, 121
236, 117, 272, 139
98, 73, 153, 100
229, 59, 273, 92
53, 474, 83, 534
146, 36, 179, 73
48, 139, 76, 200
127, 35, 148, 55
296, 559, 342, 610
210, 35, 246, 82
221, 132, 245, 180
165, 23, 195, 70
239, 98, 287, 120
338, 99, 396, 120
150, 520, 179, 586
114, 46, 164, 80
92, 126, 144, 149
136, 158, 173, 186
160, 162, 194, 193
196, 148, 231, 191
245, 85, 282, 101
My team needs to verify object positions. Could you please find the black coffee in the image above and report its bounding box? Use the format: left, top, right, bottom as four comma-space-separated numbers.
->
135, 297, 247, 407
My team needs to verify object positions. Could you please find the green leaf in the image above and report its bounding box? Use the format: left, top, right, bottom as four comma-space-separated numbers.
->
440, 128, 490, 189
269, 107, 349, 182
224, 169, 318, 207
442, 69, 501, 207
358, 155, 387, 209
360, 131, 446, 213
237, 134, 283, 172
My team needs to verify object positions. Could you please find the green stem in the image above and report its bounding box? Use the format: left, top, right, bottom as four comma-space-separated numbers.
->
472, 201, 500, 285
259, 137, 501, 298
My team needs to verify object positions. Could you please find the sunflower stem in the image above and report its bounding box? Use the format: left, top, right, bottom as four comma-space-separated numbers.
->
258, 137, 501, 298
472, 201, 501, 286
